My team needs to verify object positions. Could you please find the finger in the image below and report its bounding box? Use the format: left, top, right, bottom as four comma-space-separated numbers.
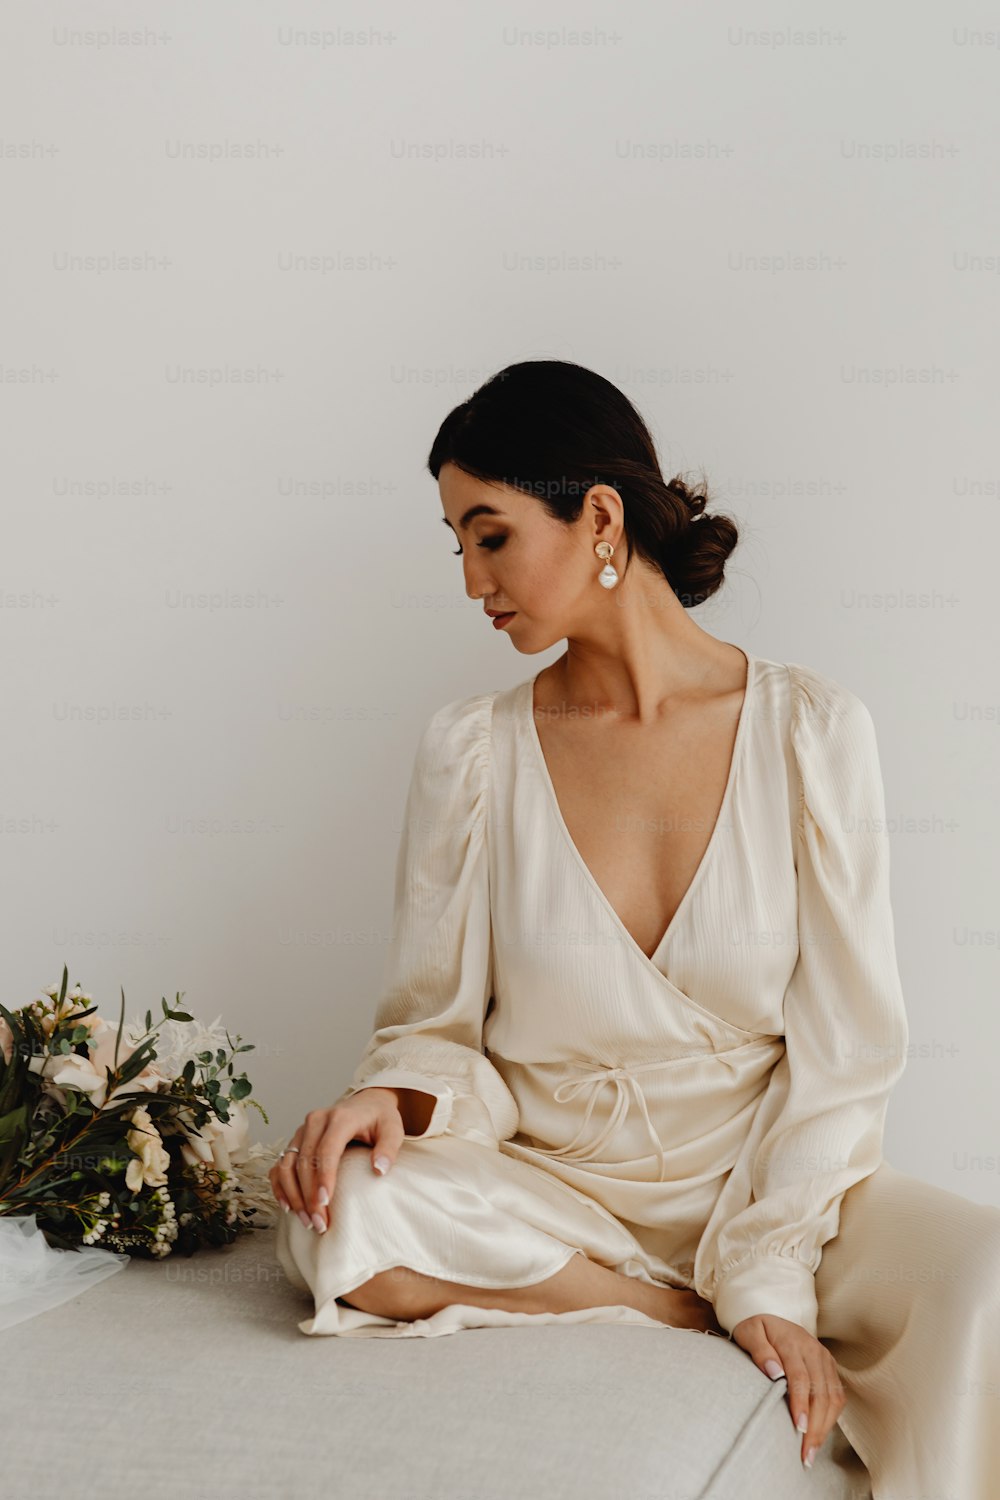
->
796, 1349, 826, 1467
273, 1139, 302, 1203
824, 1364, 848, 1461
781, 1354, 814, 1442
367, 1106, 406, 1179
291, 1112, 330, 1228
802, 1355, 844, 1469
307, 1116, 370, 1226
309, 1103, 407, 1226
268, 1164, 291, 1214
276, 1133, 312, 1223
732, 1316, 786, 1382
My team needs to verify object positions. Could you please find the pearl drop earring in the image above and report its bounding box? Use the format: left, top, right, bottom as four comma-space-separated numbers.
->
595, 541, 619, 589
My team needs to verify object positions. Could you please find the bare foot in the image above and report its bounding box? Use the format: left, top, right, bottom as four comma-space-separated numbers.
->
653, 1284, 726, 1336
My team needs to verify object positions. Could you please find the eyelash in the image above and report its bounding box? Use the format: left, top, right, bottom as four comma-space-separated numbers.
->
452, 535, 507, 557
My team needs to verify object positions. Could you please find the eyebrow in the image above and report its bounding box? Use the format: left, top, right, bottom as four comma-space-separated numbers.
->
441, 504, 505, 533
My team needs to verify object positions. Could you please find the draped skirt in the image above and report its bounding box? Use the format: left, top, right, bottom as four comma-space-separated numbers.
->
275, 1136, 1000, 1500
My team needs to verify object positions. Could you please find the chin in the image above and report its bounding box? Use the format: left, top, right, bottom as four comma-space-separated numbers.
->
509, 628, 560, 657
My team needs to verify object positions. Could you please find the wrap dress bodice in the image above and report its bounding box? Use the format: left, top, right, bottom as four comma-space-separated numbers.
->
338, 650, 910, 1337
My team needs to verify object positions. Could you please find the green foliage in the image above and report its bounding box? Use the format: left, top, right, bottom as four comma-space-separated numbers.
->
0, 964, 268, 1258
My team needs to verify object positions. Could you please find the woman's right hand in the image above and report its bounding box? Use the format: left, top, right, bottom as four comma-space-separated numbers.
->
269, 1087, 406, 1233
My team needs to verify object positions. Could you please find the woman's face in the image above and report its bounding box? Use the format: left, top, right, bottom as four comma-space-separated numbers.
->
438, 461, 622, 655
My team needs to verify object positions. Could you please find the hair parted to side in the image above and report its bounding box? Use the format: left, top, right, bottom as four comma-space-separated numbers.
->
427, 358, 739, 609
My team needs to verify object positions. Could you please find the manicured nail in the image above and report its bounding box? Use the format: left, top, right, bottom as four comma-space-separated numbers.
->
764, 1359, 784, 1380
311, 1213, 327, 1234
374, 1155, 390, 1175
298, 1209, 311, 1229
279, 1198, 290, 1213
317, 1186, 329, 1207
796, 1412, 809, 1433
804, 1446, 816, 1469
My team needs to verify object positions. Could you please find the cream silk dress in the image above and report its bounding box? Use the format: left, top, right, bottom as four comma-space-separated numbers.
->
276, 650, 1000, 1500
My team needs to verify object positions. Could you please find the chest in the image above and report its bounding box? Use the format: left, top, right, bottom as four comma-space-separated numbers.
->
530, 691, 745, 963
487, 671, 801, 1048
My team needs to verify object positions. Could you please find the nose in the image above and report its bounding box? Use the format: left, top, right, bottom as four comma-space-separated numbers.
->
462, 553, 498, 604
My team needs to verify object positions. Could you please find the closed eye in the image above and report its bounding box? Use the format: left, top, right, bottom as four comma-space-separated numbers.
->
453, 535, 508, 557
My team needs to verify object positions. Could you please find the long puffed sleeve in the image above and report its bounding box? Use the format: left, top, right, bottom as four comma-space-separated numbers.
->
335, 691, 519, 1148
705, 663, 909, 1338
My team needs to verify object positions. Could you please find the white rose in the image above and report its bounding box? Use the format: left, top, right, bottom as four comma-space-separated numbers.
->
29, 1050, 107, 1099
87, 1018, 171, 1107
125, 1104, 171, 1192
28, 1036, 166, 1111
218, 1099, 251, 1165
178, 1099, 250, 1178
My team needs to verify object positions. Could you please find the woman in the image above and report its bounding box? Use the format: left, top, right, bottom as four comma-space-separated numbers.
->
272, 360, 1000, 1498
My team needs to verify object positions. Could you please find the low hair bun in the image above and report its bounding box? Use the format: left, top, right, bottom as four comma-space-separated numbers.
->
665, 475, 708, 520
658, 473, 739, 609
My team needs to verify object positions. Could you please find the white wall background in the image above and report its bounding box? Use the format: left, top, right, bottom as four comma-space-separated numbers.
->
2, 2, 998, 1204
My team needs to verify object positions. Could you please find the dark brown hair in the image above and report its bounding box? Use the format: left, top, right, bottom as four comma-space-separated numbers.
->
427, 359, 739, 608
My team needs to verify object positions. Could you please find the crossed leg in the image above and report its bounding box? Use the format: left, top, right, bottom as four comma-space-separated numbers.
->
339, 1248, 711, 1327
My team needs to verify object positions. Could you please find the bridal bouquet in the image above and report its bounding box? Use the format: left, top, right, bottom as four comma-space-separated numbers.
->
0, 967, 281, 1261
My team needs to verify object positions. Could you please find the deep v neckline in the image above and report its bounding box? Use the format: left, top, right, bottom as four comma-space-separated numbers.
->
522, 647, 757, 979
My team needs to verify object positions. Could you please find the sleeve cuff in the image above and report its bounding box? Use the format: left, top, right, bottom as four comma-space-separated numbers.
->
341, 1070, 455, 1139
712, 1254, 819, 1339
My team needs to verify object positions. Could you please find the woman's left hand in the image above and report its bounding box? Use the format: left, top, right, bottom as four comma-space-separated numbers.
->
730, 1313, 847, 1469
